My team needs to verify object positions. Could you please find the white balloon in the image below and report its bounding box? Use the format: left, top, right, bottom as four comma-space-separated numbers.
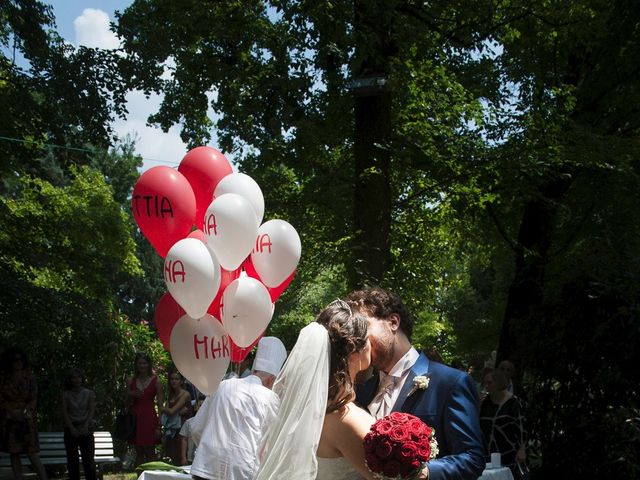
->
164, 238, 221, 319
204, 193, 258, 271
214, 173, 264, 226
221, 277, 273, 348
251, 219, 302, 287
170, 314, 230, 395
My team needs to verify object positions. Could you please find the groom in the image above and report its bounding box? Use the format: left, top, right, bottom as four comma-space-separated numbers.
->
349, 287, 485, 480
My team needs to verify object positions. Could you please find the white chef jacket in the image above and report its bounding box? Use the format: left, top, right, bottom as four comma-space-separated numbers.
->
190, 375, 279, 480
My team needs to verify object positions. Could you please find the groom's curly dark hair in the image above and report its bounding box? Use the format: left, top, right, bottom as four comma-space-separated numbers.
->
346, 286, 414, 341
315, 300, 369, 413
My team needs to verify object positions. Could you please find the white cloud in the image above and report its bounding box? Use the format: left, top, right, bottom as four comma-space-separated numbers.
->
72, 10, 188, 171
113, 91, 188, 172
73, 9, 120, 49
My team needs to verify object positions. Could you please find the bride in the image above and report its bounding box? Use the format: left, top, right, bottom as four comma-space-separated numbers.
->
254, 299, 376, 480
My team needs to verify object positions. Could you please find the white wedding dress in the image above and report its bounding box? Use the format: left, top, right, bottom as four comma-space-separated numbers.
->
316, 456, 363, 480
255, 323, 367, 480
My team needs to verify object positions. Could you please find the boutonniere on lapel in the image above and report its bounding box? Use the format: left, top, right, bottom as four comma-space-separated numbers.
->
408, 375, 429, 397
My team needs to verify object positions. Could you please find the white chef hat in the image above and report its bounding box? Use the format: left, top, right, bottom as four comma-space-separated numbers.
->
252, 336, 287, 376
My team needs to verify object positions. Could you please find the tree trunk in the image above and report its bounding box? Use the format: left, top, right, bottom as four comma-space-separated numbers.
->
497, 176, 573, 369
350, 0, 393, 288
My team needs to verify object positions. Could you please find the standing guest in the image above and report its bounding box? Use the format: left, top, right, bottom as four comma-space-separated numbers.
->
126, 352, 164, 466
478, 366, 495, 403
479, 368, 527, 475
0, 347, 49, 480
190, 336, 287, 480
349, 286, 485, 480
178, 416, 195, 466
497, 360, 526, 402
160, 369, 192, 465
237, 356, 253, 378
61, 368, 97, 480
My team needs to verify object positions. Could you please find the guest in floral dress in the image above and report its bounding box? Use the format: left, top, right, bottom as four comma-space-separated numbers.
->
0, 347, 48, 479
160, 369, 192, 465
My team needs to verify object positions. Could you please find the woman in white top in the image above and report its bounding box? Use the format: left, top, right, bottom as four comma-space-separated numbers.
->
254, 299, 376, 480
61, 368, 97, 480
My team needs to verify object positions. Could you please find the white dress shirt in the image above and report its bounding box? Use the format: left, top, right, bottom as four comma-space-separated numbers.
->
369, 347, 420, 419
190, 375, 280, 480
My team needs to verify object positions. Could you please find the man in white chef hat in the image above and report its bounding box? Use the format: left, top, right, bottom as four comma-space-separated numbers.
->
190, 336, 288, 480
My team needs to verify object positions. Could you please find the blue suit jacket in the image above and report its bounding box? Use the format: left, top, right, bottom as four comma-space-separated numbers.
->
356, 353, 486, 480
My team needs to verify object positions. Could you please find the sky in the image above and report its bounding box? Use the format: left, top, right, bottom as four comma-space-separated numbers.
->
46, 1, 206, 171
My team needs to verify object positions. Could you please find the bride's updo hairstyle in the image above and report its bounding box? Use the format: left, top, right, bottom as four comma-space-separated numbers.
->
315, 299, 368, 413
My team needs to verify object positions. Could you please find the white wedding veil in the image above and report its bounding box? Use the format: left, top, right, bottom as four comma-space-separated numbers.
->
254, 322, 330, 480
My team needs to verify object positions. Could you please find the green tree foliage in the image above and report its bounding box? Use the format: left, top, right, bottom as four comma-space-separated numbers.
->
0, 1, 127, 186
472, 1, 640, 476
0, 166, 165, 429
0, 1, 164, 435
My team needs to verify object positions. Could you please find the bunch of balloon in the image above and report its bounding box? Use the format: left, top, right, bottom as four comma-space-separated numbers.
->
133, 147, 231, 395
134, 146, 301, 395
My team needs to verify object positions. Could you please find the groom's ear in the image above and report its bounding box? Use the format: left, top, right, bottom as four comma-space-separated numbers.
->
388, 313, 401, 332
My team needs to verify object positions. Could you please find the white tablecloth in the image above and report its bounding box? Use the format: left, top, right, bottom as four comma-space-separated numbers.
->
478, 466, 514, 480
138, 466, 191, 480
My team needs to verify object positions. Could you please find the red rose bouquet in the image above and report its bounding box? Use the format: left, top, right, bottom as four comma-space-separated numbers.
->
363, 412, 439, 479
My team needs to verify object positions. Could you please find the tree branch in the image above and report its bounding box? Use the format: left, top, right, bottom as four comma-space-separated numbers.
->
486, 202, 519, 253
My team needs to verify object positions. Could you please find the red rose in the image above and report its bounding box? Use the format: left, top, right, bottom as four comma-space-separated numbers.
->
366, 456, 383, 473
375, 419, 394, 435
389, 412, 410, 423
365, 451, 379, 465
389, 424, 410, 442
396, 441, 418, 461
363, 432, 377, 450
396, 457, 422, 478
421, 424, 433, 436
408, 418, 424, 432
382, 459, 403, 478
375, 439, 394, 459
416, 443, 431, 461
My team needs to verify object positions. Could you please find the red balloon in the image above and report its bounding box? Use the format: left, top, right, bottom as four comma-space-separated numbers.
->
154, 292, 185, 351
230, 334, 262, 363
132, 166, 196, 258
207, 265, 242, 320
267, 270, 296, 302
178, 146, 233, 230
187, 229, 207, 243
243, 256, 296, 302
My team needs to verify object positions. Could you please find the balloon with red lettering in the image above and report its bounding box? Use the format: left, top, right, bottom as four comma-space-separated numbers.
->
266, 269, 296, 302
221, 277, 273, 348
154, 292, 185, 351
178, 146, 233, 230
214, 173, 264, 227
207, 265, 242, 320
204, 193, 258, 271
243, 256, 296, 302
230, 334, 261, 363
187, 229, 206, 243
251, 219, 301, 288
170, 314, 230, 395
164, 238, 221, 319
132, 166, 196, 258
